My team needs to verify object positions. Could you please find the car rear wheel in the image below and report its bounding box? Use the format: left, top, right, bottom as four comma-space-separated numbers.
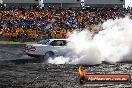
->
43, 51, 55, 61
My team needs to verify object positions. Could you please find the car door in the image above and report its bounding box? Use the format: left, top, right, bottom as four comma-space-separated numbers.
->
49, 40, 67, 56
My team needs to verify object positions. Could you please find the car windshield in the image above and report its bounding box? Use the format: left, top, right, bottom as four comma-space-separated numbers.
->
37, 39, 50, 44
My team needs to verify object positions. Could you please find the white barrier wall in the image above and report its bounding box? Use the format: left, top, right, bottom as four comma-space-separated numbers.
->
1, 0, 44, 8
43, 0, 81, 3
84, 0, 125, 5
3, 0, 39, 3
43, 0, 81, 8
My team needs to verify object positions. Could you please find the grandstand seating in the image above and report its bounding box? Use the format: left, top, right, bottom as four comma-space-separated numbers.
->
0, 6, 131, 40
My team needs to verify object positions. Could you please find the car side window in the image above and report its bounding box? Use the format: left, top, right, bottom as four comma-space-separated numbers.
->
50, 40, 58, 46
50, 40, 67, 46
37, 39, 49, 44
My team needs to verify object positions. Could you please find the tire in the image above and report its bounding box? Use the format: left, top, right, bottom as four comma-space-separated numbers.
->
43, 51, 55, 61
79, 76, 86, 85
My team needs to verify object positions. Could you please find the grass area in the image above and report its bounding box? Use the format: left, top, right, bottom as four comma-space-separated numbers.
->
0, 41, 35, 44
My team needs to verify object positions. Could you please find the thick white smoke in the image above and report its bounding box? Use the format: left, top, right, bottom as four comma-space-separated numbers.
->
48, 16, 132, 64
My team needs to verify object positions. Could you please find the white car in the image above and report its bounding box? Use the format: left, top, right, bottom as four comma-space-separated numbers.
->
24, 39, 68, 60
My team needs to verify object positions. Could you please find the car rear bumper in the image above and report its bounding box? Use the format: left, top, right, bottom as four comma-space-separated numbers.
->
26, 53, 42, 58
24, 49, 42, 57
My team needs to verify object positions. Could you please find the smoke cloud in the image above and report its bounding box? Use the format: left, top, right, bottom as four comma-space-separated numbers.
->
48, 16, 132, 64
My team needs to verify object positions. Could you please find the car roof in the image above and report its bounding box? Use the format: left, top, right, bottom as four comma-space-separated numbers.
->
48, 39, 68, 41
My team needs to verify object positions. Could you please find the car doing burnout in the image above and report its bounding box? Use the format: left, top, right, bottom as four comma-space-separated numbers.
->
24, 39, 68, 60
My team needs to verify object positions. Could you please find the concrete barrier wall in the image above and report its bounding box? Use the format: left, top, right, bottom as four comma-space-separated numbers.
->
84, 0, 125, 5
43, 0, 81, 3
3, 0, 39, 3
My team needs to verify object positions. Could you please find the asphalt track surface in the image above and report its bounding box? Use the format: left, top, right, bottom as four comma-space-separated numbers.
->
0, 44, 132, 88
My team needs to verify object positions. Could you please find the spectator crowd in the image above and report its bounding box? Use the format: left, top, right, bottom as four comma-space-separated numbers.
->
0, 6, 132, 40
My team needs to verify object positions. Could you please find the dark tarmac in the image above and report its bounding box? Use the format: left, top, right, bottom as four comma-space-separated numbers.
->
0, 44, 132, 88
